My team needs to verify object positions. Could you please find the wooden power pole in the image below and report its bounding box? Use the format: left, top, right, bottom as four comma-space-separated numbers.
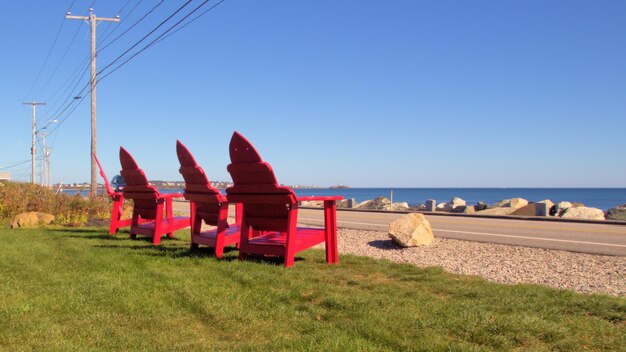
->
22, 101, 46, 184
66, 8, 119, 197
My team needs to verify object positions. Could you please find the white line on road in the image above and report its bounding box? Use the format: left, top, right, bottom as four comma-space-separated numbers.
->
298, 218, 626, 248
434, 229, 626, 248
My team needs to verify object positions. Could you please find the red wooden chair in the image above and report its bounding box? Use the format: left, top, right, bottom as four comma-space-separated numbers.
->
94, 153, 132, 234
176, 140, 241, 258
119, 147, 190, 245
225, 131, 342, 267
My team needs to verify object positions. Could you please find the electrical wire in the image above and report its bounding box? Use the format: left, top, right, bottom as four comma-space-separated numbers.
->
96, 0, 194, 76
152, 0, 224, 46
98, 0, 163, 53
98, 0, 145, 46
98, 0, 225, 82
22, 0, 76, 101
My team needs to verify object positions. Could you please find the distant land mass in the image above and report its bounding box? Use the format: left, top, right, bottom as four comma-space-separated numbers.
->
329, 184, 351, 189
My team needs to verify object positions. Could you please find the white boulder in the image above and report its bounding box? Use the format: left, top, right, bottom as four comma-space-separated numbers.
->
388, 213, 434, 247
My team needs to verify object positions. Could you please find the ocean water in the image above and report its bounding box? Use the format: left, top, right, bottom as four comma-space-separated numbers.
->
67, 187, 626, 211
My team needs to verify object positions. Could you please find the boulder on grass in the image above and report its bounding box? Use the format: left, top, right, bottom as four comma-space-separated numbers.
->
606, 204, 626, 221
11, 212, 55, 228
561, 207, 605, 220
388, 213, 434, 247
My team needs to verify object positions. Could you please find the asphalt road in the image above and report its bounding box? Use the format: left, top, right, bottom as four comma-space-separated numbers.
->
172, 202, 626, 256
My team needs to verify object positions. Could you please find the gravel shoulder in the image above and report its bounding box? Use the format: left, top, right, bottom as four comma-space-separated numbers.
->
334, 228, 626, 297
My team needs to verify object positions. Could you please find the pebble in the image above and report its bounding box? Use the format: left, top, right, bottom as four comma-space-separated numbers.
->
334, 228, 626, 297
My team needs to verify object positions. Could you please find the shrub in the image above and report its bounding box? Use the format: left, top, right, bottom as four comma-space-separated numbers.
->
0, 182, 111, 226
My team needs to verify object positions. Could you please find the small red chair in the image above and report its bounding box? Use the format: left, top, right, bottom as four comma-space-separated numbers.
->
176, 140, 241, 258
119, 147, 190, 245
225, 131, 342, 267
94, 153, 132, 234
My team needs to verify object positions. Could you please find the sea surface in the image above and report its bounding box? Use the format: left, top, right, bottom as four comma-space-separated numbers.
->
67, 188, 626, 211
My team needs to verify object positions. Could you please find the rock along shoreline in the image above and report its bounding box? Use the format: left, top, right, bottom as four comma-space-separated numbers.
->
300, 196, 626, 222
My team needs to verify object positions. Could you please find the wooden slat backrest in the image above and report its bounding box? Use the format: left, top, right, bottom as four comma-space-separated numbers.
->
226, 131, 297, 232
176, 140, 223, 226
119, 147, 159, 219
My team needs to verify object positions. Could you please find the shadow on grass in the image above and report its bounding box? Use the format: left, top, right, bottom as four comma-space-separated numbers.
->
93, 242, 303, 265
367, 239, 403, 250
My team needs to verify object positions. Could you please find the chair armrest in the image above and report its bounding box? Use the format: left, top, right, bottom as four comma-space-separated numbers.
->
159, 193, 184, 200
297, 196, 344, 202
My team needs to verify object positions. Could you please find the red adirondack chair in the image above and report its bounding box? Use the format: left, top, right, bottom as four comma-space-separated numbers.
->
225, 131, 342, 267
176, 140, 241, 257
94, 153, 132, 234
119, 147, 190, 245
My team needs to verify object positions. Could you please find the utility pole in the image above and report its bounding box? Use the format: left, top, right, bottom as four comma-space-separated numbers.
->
40, 131, 49, 187
66, 8, 119, 197
22, 101, 46, 184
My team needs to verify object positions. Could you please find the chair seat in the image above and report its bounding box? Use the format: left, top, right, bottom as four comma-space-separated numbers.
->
193, 225, 241, 247
132, 216, 190, 236
241, 227, 326, 256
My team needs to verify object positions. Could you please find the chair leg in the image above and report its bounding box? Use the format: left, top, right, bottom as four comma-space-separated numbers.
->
284, 207, 298, 267
238, 221, 250, 261
153, 202, 164, 245
324, 200, 339, 264
166, 196, 174, 238
130, 210, 139, 240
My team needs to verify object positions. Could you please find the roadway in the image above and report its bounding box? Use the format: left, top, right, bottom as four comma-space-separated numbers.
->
171, 202, 626, 256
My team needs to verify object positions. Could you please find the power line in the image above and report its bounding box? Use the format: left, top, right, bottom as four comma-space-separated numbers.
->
0, 160, 31, 171
22, 0, 76, 100
96, 0, 194, 76
98, 0, 164, 53
98, 0, 224, 82
153, 0, 225, 46
98, 0, 144, 46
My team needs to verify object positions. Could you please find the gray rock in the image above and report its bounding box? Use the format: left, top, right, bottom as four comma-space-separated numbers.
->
436, 202, 453, 212
425, 199, 437, 212
509, 198, 529, 209
449, 197, 466, 209
555, 202, 573, 216
475, 202, 488, 211
409, 204, 427, 212
561, 207, 605, 220
388, 213, 434, 247
356, 197, 391, 210
606, 204, 626, 221
490, 199, 511, 208
336, 198, 356, 208
389, 202, 410, 211
476, 207, 518, 216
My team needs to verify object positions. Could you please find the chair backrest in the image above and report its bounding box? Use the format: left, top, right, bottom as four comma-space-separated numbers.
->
226, 131, 297, 232
176, 140, 225, 226
93, 153, 116, 197
119, 147, 160, 219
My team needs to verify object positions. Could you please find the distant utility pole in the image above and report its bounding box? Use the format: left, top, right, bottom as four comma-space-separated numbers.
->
22, 101, 46, 184
66, 8, 120, 197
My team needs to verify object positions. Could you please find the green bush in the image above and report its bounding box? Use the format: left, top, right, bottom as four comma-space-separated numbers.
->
0, 182, 110, 226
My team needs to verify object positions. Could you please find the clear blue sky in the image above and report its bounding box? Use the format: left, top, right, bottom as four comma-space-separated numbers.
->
1, 0, 625, 187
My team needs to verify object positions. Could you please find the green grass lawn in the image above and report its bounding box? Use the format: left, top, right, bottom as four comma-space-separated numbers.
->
0, 227, 624, 351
